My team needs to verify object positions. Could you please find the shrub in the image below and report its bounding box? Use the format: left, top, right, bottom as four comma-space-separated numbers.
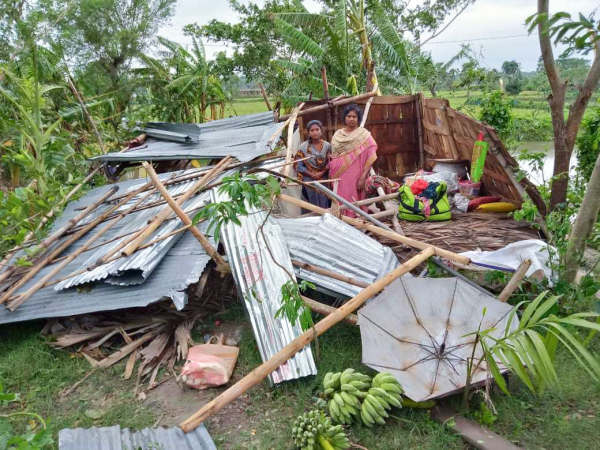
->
576, 106, 600, 182
479, 90, 514, 140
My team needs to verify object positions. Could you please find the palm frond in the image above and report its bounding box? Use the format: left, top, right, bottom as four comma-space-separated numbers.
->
274, 18, 325, 58
274, 12, 330, 28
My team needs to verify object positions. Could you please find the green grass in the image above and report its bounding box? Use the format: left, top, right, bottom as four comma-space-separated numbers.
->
226, 97, 271, 116
2, 302, 600, 449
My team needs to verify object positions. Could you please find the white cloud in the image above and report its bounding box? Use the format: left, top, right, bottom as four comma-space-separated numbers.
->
159, 0, 598, 70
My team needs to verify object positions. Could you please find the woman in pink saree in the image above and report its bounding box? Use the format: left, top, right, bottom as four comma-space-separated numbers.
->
329, 104, 378, 218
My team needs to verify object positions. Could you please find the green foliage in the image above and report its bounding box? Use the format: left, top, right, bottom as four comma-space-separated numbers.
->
478, 90, 514, 140
473, 402, 497, 426
512, 113, 554, 142
277, 280, 316, 332
193, 172, 281, 242
477, 292, 600, 395
526, 10, 600, 57
0, 383, 53, 450
137, 36, 228, 123
576, 106, 600, 182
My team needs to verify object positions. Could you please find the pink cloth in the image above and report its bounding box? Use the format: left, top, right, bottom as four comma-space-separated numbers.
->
329, 137, 378, 218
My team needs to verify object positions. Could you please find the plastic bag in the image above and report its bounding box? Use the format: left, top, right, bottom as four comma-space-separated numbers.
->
178, 336, 239, 389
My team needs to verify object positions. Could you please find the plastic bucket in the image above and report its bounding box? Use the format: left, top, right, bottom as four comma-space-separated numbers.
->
458, 180, 481, 199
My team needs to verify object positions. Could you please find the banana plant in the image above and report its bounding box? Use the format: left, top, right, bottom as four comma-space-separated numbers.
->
0, 46, 64, 194
138, 37, 228, 123
474, 292, 600, 395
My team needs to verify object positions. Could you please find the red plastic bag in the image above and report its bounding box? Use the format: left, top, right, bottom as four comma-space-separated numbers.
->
410, 179, 429, 195
178, 336, 239, 389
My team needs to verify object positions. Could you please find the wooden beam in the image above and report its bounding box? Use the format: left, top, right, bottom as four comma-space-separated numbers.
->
258, 83, 271, 111
302, 296, 358, 325
142, 162, 230, 273
498, 259, 531, 303
291, 260, 369, 288
284, 105, 303, 178
180, 247, 436, 432
278, 193, 470, 265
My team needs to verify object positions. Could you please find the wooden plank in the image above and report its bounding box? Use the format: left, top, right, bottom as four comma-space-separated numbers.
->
431, 406, 521, 450
423, 121, 449, 135
424, 143, 437, 156
367, 118, 417, 125
483, 167, 512, 184
423, 98, 449, 109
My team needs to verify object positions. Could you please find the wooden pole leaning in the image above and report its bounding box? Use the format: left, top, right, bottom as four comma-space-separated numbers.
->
180, 247, 436, 432
291, 260, 369, 288
142, 162, 230, 273
0, 186, 119, 304
258, 83, 272, 111
498, 259, 531, 303
302, 296, 358, 325
278, 193, 470, 266
284, 105, 303, 179
118, 156, 232, 259
278, 87, 379, 122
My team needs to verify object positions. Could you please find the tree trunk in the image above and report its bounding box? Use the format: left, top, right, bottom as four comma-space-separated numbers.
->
564, 152, 600, 283
549, 116, 570, 209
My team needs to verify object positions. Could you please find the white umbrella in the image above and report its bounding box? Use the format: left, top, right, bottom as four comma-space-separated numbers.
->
358, 277, 518, 402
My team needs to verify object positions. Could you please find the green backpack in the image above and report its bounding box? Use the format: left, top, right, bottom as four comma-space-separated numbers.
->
398, 182, 451, 222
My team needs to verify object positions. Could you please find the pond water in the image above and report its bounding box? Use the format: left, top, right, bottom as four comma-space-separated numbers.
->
513, 141, 578, 186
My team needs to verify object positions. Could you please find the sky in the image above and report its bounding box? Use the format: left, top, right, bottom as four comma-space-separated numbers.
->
159, 0, 599, 72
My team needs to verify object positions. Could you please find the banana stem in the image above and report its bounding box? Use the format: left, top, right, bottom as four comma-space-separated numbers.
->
318, 435, 335, 450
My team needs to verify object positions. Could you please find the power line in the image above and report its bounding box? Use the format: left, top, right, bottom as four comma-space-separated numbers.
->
424, 34, 531, 45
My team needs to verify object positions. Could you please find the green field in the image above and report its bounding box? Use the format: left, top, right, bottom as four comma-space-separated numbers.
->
226, 97, 271, 116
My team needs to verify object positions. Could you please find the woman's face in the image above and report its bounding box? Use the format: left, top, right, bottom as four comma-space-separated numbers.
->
345, 110, 359, 128
309, 124, 322, 141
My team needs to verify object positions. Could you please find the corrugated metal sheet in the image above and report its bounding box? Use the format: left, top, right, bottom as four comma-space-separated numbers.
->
0, 170, 216, 325
276, 214, 400, 298
55, 182, 213, 290
59, 424, 216, 450
213, 188, 317, 385
93, 112, 279, 163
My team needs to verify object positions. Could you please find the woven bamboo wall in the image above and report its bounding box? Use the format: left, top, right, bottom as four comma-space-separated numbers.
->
297, 95, 419, 180
295, 94, 546, 214
420, 97, 546, 214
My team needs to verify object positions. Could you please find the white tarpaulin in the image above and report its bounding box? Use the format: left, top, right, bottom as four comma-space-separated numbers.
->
458, 239, 554, 281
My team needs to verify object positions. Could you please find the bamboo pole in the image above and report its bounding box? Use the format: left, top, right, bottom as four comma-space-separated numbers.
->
338, 192, 399, 210
278, 87, 379, 122
498, 259, 531, 303
180, 247, 435, 432
67, 76, 105, 153
284, 105, 303, 179
321, 67, 334, 141
7, 184, 162, 310
416, 93, 426, 169
258, 83, 272, 111
291, 260, 369, 288
142, 162, 230, 273
278, 193, 470, 265
302, 296, 358, 325
371, 210, 397, 219
0, 184, 116, 285
118, 156, 231, 259
0, 186, 119, 304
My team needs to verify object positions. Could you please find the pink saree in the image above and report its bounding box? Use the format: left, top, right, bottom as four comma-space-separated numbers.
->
329, 132, 378, 218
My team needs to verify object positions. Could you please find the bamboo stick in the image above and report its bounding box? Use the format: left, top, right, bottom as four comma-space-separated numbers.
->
360, 95, 375, 128
180, 247, 436, 432
258, 83, 272, 111
118, 156, 231, 259
284, 105, 303, 179
0, 186, 119, 304
498, 259, 531, 303
278, 88, 378, 122
371, 210, 397, 219
416, 93, 425, 169
7, 184, 161, 310
321, 67, 334, 141
291, 260, 369, 288
278, 193, 470, 265
0, 183, 116, 285
338, 192, 399, 210
302, 296, 358, 325
142, 162, 230, 273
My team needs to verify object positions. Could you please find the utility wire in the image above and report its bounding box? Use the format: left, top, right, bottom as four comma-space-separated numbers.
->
424, 34, 531, 45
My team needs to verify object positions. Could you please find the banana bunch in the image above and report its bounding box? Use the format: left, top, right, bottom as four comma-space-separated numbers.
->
292, 410, 350, 450
322, 369, 370, 425
360, 372, 404, 428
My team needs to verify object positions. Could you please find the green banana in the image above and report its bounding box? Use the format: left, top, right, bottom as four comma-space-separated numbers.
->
340, 383, 357, 392
380, 382, 403, 394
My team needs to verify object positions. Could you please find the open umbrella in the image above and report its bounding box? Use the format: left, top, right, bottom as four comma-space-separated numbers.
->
358, 277, 517, 402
